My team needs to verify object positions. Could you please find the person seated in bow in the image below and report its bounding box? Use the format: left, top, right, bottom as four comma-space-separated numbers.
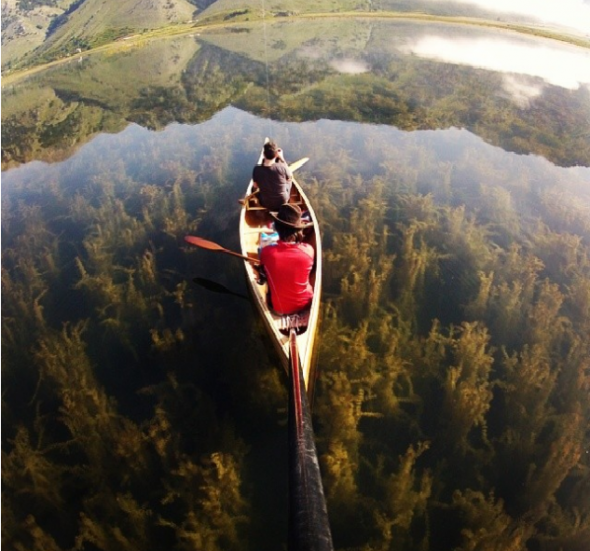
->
252, 140, 293, 211
259, 203, 314, 315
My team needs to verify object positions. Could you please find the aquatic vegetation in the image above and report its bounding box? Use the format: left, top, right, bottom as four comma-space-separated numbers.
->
372, 442, 432, 550
310, 161, 590, 550
1, 140, 255, 550
2, 39, 590, 548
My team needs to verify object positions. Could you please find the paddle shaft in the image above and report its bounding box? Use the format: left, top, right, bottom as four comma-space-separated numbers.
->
218, 248, 257, 263
184, 235, 260, 265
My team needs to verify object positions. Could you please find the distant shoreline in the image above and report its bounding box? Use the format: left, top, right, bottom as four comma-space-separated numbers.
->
2, 11, 589, 86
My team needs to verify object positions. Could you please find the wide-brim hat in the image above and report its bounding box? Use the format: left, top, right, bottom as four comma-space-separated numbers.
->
271, 203, 313, 229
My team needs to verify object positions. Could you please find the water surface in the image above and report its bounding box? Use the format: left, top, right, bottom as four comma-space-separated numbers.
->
2, 18, 590, 551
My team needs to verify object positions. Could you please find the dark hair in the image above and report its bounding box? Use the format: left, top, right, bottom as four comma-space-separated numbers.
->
276, 223, 303, 243
263, 141, 279, 160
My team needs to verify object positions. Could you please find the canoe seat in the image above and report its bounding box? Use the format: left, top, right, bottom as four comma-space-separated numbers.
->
289, 189, 303, 205
275, 310, 310, 335
240, 189, 268, 211
246, 201, 267, 212
242, 188, 302, 211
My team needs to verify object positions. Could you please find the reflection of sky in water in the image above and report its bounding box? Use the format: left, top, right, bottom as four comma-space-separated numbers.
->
402, 35, 590, 105
5, 107, 590, 190
430, 0, 590, 34
329, 58, 370, 74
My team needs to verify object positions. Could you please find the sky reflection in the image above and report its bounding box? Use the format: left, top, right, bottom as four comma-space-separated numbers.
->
402, 35, 590, 104
329, 58, 370, 74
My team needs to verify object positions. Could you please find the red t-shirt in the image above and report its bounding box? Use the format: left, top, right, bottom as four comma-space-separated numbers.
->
260, 241, 314, 314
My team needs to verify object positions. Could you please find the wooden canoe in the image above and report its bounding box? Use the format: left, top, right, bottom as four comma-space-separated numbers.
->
239, 140, 322, 396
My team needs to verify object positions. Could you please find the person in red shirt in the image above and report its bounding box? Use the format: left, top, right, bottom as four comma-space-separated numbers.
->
260, 203, 314, 315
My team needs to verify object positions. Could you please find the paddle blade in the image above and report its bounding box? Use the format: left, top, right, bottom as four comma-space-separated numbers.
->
289, 157, 310, 172
184, 235, 225, 251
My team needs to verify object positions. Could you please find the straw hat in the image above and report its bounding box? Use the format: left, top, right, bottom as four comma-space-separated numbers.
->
270, 203, 312, 229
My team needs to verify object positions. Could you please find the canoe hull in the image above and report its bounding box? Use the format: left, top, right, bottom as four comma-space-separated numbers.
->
239, 143, 321, 396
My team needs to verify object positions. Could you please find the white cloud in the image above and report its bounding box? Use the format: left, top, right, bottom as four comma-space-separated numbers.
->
431, 0, 590, 34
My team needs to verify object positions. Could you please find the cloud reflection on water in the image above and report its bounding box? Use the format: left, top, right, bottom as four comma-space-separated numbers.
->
401, 35, 590, 105
329, 58, 370, 74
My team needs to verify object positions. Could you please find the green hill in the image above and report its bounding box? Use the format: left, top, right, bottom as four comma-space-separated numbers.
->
2, 0, 198, 70
39, 0, 197, 57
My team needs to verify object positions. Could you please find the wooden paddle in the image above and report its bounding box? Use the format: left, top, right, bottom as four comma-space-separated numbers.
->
184, 235, 260, 265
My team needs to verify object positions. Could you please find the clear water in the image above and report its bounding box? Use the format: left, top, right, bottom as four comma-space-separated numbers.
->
2, 18, 590, 551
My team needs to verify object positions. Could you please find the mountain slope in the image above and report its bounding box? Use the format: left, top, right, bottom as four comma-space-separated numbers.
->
40, 0, 197, 57
1, 0, 198, 70
1, 0, 71, 68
